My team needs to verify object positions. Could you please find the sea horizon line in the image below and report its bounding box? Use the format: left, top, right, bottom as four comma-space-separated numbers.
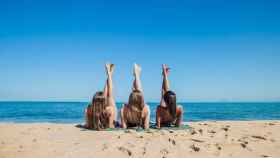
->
1, 100, 280, 103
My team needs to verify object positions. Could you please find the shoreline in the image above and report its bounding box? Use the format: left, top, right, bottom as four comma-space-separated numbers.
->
1, 120, 279, 158
0, 119, 280, 124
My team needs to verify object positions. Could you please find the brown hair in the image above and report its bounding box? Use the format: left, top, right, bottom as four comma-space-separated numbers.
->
127, 90, 145, 126
128, 90, 145, 112
164, 91, 177, 119
91, 91, 107, 130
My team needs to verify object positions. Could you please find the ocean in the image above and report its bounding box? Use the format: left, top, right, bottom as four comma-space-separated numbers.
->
0, 101, 280, 123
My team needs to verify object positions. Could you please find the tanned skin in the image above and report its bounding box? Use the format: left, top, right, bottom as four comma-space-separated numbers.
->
120, 64, 150, 129
156, 64, 183, 129
103, 63, 117, 128
85, 63, 116, 129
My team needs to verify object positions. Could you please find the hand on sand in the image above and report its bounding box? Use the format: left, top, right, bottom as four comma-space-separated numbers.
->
133, 63, 141, 77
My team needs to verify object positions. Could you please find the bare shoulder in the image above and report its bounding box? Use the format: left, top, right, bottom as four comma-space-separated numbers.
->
144, 104, 150, 108
142, 104, 150, 115
144, 104, 150, 110
177, 104, 183, 109
176, 105, 183, 114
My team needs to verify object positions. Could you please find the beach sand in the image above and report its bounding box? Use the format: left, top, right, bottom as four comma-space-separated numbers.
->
0, 121, 279, 158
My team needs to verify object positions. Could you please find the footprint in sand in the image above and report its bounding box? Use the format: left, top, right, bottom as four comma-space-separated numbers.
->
142, 147, 146, 155
160, 148, 169, 156
190, 129, 197, 135
198, 129, 203, 135
240, 143, 247, 148
190, 139, 205, 143
238, 139, 248, 145
208, 130, 216, 134
215, 143, 222, 150
118, 146, 132, 156
198, 123, 208, 126
270, 138, 276, 142
126, 142, 136, 148
251, 135, 267, 140
18, 145, 24, 152
240, 142, 253, 151
102, 144, 108, 151
190, 144, 200, 152
267, 122, 275, 126
211, 143, 222, 156
221, 126, 229, 132
168, 138, 176, 145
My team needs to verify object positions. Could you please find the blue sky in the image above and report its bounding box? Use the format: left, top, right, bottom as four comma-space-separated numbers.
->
0, 0, 280, 102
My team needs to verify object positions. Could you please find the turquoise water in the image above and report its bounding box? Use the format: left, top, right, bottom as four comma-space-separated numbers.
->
0, 101, 280, 123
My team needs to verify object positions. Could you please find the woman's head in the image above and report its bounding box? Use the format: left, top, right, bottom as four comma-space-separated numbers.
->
92, 91, 106, 108
164, 91, 177, 119
128, 90, 145, 111
91, 91, 107, 130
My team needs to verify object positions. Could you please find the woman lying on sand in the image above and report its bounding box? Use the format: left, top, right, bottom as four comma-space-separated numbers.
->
156, 64, 183, 128
84, 63, 117, 130
120, 64, 150, 129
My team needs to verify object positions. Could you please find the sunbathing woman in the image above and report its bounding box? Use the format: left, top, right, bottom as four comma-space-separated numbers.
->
84, 63, 117, 130
120, 64, 150, 129
156, 64, 183, 128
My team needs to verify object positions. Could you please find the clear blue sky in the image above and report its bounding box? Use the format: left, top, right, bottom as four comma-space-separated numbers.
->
0, 0, 280, 102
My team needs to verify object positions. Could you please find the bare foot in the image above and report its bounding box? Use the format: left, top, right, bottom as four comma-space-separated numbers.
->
134, 63, 141, 76
110, 64, 115, 74
106, 63, 114, 75
162, 64, 170, 76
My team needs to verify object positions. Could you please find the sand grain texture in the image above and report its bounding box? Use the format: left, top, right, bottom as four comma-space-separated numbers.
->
0, 121, 279, 158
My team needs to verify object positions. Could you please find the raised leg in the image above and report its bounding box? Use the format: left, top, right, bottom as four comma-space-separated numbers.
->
105, 63, 116, 128
132, 63, 143, 92
160, 64, 170, 106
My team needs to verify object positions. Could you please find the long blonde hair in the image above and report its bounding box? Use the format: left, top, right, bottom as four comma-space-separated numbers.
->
127, 90, 144, 125
92, 91, 108, 130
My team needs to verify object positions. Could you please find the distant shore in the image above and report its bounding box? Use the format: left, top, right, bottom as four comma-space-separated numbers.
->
1, 121, 279, 158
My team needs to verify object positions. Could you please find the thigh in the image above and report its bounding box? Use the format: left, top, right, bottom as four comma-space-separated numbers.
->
107, 96, 117, 119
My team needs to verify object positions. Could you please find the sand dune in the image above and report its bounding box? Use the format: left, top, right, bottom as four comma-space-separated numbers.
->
0, 121, 279, 158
